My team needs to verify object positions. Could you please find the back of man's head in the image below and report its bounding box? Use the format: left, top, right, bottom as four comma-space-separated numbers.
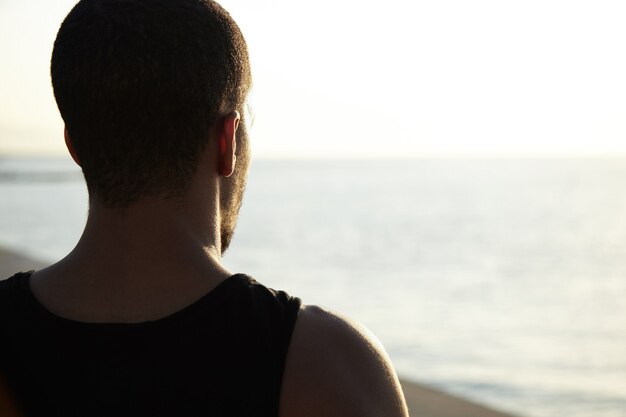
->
51, 0, 252, 208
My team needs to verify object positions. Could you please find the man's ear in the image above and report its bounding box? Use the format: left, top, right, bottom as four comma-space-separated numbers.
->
218, 111, 240, 177
64, 127, 81, 166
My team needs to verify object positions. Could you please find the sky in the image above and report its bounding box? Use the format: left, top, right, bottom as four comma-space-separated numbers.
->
1, 0, 625, 158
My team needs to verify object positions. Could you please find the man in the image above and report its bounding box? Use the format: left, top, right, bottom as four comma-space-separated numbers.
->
0, 0, 409, 415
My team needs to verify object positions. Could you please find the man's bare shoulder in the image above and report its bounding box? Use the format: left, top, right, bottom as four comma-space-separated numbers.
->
280, 304, 409, 417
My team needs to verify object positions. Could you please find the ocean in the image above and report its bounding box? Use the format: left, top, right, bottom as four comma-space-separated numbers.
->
1, 156, 625, 417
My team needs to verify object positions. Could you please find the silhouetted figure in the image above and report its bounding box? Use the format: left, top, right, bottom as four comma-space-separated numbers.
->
0, 1, 408, 415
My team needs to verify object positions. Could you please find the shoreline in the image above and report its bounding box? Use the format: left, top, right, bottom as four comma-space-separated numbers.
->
0, 245, 517, 417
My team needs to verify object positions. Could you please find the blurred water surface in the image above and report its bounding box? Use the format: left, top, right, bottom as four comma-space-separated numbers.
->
1, 156, 625, 417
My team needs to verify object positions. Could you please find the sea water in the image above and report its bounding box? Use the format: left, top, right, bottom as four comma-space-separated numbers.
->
1, 156, 625, 417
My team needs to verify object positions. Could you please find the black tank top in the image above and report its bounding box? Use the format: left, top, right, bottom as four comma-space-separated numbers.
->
0, 271, 301, 417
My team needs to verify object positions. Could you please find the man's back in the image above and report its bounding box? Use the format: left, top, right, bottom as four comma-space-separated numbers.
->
1, 271, 300, 416
1, 270, 408, 417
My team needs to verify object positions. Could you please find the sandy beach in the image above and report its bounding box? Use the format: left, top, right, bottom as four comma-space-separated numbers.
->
0, 245, 516, 417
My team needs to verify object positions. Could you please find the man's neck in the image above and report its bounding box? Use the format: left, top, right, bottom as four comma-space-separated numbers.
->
29, 196, 232, 323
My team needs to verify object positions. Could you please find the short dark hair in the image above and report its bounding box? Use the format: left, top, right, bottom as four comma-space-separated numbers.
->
51, 0, 252, 207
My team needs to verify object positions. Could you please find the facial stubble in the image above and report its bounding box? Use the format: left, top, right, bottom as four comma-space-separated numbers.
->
219, 123, 250, 255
